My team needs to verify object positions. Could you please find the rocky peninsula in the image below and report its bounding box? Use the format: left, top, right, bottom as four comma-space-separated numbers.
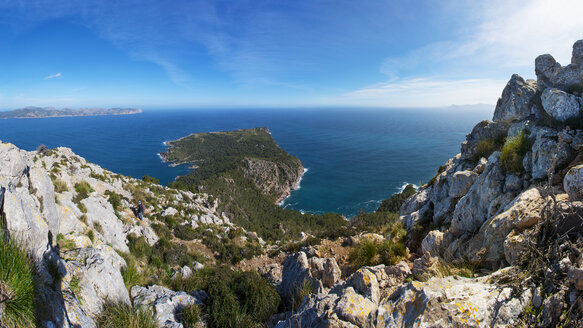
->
0, 107, 142, 119
3, 40, 583, 328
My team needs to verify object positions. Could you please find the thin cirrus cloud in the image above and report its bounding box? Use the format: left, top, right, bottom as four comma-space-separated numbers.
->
353, 0, 583, 107
44, 72, 62, 80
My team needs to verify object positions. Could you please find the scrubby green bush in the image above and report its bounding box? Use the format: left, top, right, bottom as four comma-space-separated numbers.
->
472, 135, 505, 164
180, 303, 201, 328
500, 131, 531, 173
151, 223, 172, 240
52, 178, 69, 193
378, 240, 406, 265
171, 267, 280, 328
56, 233, 76, 251
105, 191, 122, 213
74, 181, 94, 200
349, 239, 378, 267
0, 231, 36, 327
142, 174, 160, 185
96, 302, 157, 328
174, 225, 199, 240
377, 184, 416, 213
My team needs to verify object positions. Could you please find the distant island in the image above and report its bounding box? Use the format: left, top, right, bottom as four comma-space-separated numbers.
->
0, 106, 142, 119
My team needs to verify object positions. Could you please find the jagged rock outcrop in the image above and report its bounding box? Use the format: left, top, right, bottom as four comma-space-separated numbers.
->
0, 141, 226, 327
493, 74, 538, 122
131, 285, 207, 328
242, 157, 305, 204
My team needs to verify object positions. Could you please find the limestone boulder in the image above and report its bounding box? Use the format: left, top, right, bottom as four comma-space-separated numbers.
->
531, 128, 574, 179
421, 230, 444, 257
279, 252, 322, 304
541, 88, 582, 122
492, 74, 537, 122
349, 268, 380, 304
375, 271, 532, 327
62, 244, 130, 318
448, 170, 477, 198
564, 164, 583, 201
572, 39, 583, 66
536, 54, 563, 91
334, 287, 376, 327
460, 120, 509, 161
82, 196, 129, 252
125, 224, 159, 246
131, 285, 206, 328
450, 152, 504, 235
322, 258, 342, 288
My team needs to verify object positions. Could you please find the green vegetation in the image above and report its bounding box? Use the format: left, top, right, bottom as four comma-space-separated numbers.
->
472, 134, 506, 164
74, 181, 93, 200
180, 303, 201, 328
56, 233, 76, 251
142, 174, 160, 184
170, 267, 280, 328
377, 184, 416, 213
96, 302, 157, 328
0, 231, 37, 327
105, 190, 123, 217
348, 238, 406, 268
165, 128, 346, 241
500, 131, 531, 173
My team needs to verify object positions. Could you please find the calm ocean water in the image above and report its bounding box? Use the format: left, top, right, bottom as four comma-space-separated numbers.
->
0, 108, 491, 217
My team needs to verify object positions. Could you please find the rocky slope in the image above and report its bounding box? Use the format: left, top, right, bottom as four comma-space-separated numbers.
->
0, 143, 233, 327
264, 39, 583, 327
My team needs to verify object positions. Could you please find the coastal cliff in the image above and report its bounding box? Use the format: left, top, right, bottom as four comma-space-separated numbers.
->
3, 41, 583, 328
0, 107, 142, 119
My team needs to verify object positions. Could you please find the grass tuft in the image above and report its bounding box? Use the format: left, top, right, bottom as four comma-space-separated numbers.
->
0, 231, 37, 327
500, 131, 531, 173
96, 302, 157, 328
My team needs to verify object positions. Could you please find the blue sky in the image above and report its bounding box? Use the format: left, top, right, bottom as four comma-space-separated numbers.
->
1, 0, 582, 109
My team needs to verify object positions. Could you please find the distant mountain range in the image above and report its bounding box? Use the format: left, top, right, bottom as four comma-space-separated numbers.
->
0, 106, 142, 119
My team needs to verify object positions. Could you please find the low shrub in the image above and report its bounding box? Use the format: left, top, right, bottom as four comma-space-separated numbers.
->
96, 302, 157, 328
180, 303, 201, 328
142, 174, 160, 185
172, 267, 280, 328
349, 239, 378, 267
472, 135, 505, 164
0, 231, 36, 327
376, 184, 416, 213
105, 191, 122, 213
56, 233, 76, 250
74, 181, 94, 200
500, 131, 531, 173
174, 225, 199, 240
151, 223, 172, 240
53, 178, 69, 193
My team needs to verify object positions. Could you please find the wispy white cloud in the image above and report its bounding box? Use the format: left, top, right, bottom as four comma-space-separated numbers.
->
356, 0, 583, 106
347, 77, 506, 107
44, 72, 62, 80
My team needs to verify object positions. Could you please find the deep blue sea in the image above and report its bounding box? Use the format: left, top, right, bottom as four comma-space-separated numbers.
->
0, 108, 491, 218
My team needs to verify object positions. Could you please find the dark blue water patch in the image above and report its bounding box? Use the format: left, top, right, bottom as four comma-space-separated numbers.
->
0, 107, 491, 218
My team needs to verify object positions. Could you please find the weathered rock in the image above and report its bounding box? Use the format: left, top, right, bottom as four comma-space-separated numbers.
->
334, 287, 376, 327
536, 54, 563, 91
448, 170, 477, 198
350, 268, 380, 304
279, 252, 321, 304
412, 252, 440, 281
82, 196, 129, 252
322, 258, 341, 288
450, 152, 504, 235
125, 224, 159, 246
421, 230, 444, 257
564, 164, 583, 201
162, 207, 178, 216
493, 74, 537, 122
260, 263, 282, 284
274, 293, 355, 328
503, 230, 527, 266
384, 261, 411, 287
131, 285, 206, 328
541, 88, 582, 122
569, 266, 583, 290
465, 188, 544, 267
460, 120, 509, 162
62, 244, 130, 318
540, 290, 565, 327
572, 39, 583, 66
375, 270, 532, 327
531, 128, 574, 179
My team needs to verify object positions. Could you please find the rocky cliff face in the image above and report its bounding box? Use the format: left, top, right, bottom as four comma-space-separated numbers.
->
266, 40, 583, 328
242, 157, 304, 204
0, 143, 225, 327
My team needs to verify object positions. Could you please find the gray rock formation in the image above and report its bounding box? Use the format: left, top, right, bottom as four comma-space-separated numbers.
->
131, 285, 206, 328
541, 88, 582, 122
493, 74, 537, 122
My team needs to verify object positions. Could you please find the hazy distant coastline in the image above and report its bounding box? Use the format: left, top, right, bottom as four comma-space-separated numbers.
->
0, 106, 142, 119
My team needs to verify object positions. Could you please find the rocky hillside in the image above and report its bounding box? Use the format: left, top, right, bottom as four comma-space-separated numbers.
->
0, 142, 253, 327
262, 40, 583, 327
